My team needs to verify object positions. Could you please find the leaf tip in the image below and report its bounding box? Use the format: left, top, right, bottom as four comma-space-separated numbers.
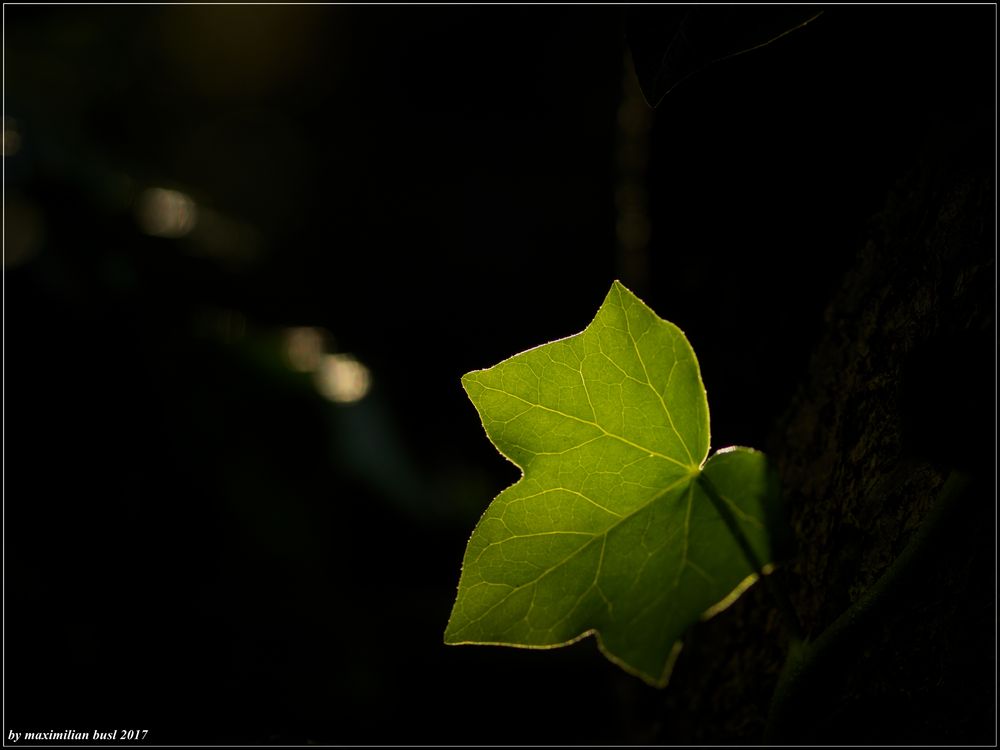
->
609, 278, 639, 302
460, 370, 481, 393
442, 612, 464, 645
608, 278, 645, 307
594, 632, 683, 689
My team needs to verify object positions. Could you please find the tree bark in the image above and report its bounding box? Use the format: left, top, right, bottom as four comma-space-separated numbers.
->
624, 105, 994, 745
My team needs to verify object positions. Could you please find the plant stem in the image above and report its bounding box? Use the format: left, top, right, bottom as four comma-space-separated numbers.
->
763, 470, 973, 742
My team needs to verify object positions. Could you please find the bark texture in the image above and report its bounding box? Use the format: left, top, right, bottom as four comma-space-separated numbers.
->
625, 112, 994, 744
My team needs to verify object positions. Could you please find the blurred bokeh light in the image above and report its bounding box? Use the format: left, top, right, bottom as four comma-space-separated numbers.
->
135, 187, 198, 238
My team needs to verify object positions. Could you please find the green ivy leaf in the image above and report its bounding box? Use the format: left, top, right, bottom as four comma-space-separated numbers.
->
445, 281, 780, 686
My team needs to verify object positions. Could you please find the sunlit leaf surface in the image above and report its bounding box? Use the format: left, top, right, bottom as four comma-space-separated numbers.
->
445, 281, 779, 686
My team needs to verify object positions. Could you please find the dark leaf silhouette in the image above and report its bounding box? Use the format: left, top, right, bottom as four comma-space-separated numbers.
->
626, 5, 823, 107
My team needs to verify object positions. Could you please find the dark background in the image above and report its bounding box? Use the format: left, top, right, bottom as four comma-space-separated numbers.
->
4, 5, 994, 745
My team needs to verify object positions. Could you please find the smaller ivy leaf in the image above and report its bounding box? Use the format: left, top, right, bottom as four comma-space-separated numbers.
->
626, 5, 824, 107
445, 281, 782, 686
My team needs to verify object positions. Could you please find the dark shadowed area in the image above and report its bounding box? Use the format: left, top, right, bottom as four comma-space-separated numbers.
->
4, 5, 994, 745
